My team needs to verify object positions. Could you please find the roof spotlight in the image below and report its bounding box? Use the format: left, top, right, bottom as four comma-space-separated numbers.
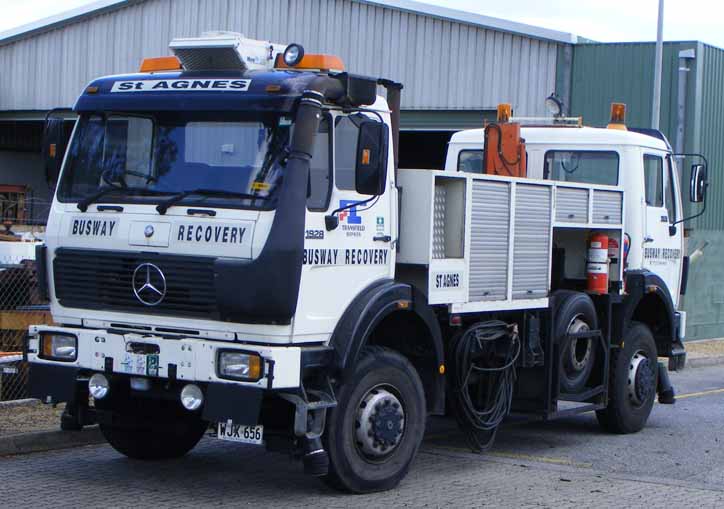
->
283, 43, 305, 67
545, 93, 564, 117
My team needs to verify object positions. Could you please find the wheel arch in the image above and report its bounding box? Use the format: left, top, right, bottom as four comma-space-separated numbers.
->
329, 279, 445, 415
618, 270, 679, 357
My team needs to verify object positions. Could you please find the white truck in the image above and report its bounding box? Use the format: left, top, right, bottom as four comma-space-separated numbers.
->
27, 34, 708, 493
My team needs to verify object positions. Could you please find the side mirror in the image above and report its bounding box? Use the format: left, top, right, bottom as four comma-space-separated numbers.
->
355, 120, 389, 196
690, 163, 708, 203
42, 115, 69, 190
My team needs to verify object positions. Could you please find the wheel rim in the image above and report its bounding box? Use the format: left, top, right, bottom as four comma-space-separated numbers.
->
566, 316, 592, 373
354, 384, 405, 461
627, 349, 656, 407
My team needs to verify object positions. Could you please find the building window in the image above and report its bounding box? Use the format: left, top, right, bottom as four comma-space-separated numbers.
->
544, 151, 619, 186
0, 185, 29, 223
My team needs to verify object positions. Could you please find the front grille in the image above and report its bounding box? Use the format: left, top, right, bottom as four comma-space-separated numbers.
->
53, 248, 219, 319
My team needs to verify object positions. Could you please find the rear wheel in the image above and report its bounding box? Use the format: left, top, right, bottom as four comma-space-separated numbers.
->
99, 399, 208, 460
323, 347, 426, 493
553, 291, 598, 394
596, 321, 658, 433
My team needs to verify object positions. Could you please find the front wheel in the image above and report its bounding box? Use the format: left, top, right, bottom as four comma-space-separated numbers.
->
323, 347, 426, 493
596, 321, 658, 434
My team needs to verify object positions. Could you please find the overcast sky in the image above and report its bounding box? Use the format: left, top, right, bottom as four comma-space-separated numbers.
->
0, 0, 722, 47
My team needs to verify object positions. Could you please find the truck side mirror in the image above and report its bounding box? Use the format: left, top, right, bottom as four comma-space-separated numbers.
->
690, 163, 708, 203
355, 120, 389, 196
42, 115, 69, 191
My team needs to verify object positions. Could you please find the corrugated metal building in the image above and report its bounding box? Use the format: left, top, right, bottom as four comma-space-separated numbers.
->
568, 41, 724, 339
0, 0, 571, 118
0, 0, 575, 220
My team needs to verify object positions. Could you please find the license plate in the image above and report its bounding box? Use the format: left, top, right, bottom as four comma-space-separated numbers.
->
216, 421, 264, 445
119, 352, 159, 376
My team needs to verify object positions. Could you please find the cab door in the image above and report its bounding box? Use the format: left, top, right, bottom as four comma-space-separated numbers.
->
294, 111, 394, 340
642, 151, 683, 304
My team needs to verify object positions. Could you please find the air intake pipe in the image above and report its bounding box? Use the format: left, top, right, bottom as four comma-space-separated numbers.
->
379, 79, 403, 173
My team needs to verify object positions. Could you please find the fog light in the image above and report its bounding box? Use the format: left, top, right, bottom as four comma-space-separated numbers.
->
217, 350, 263, 382
88, 373, 109, 400
40, 333, 77, 361
180, 384, 203, 411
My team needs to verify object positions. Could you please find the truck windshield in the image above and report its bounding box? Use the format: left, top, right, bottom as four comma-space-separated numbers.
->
57, 112, 292, 210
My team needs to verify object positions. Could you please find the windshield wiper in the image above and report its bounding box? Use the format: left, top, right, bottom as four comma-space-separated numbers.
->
77, 186, 174, 212
156, 188, 269, 215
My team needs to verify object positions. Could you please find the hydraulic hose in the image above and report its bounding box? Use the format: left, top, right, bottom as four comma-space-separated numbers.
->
450, 320, 520, 452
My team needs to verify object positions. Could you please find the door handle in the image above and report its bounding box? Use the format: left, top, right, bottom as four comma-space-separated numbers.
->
644, 236, 654, 243
373, 235, 392, 242
660, 215, 668, 223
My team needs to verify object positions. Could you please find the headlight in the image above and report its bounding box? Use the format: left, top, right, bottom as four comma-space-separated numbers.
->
40, 333, 77, 361
217, 350, 263, 382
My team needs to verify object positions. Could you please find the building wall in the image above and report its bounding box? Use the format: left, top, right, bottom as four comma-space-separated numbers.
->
569, 41, 724, 340
0, 0, 561, 114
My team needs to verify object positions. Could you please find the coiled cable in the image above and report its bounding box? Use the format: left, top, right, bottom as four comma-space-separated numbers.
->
450, 320, 520, 452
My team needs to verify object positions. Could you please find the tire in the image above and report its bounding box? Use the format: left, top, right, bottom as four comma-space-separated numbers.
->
99, 401, 208, 460
596, 321, 658, 434
553, 291, 598, 394
323, 346, 426, 493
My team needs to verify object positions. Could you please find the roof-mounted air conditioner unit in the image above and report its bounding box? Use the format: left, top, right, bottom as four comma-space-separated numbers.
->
169, 31, 285, 72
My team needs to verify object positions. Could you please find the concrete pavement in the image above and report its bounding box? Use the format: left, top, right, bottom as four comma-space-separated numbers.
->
1, 364, 724, 507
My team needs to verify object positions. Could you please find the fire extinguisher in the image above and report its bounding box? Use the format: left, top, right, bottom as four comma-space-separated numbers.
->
587, 233, 609, 294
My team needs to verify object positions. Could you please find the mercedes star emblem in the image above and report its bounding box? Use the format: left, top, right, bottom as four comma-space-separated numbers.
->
144, 225, 155, 238
132, 263, 167, 306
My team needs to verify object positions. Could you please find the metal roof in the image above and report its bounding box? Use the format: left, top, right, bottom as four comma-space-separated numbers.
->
0, 0, 562, 113
0, 0, 577, 47
0, 0, 131, 46
452, 126, 668, 150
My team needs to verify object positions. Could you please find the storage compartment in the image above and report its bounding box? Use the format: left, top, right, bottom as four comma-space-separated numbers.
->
551, 228, 623, 291
469, 180, 510, 301
592, 189, 623, 224
397, 168, 625, 312
513, 185, 552, 299
432, 177, 465, 259
555, 187, 588, 223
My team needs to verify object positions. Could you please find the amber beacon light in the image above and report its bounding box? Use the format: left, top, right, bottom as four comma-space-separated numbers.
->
607, 102, 627, 130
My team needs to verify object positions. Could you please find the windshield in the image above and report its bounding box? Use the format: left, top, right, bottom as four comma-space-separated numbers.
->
58, 112, 292, 209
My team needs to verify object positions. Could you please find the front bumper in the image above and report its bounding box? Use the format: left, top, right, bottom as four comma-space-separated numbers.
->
27, 325, 334, 427
27, 325, 303, 389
